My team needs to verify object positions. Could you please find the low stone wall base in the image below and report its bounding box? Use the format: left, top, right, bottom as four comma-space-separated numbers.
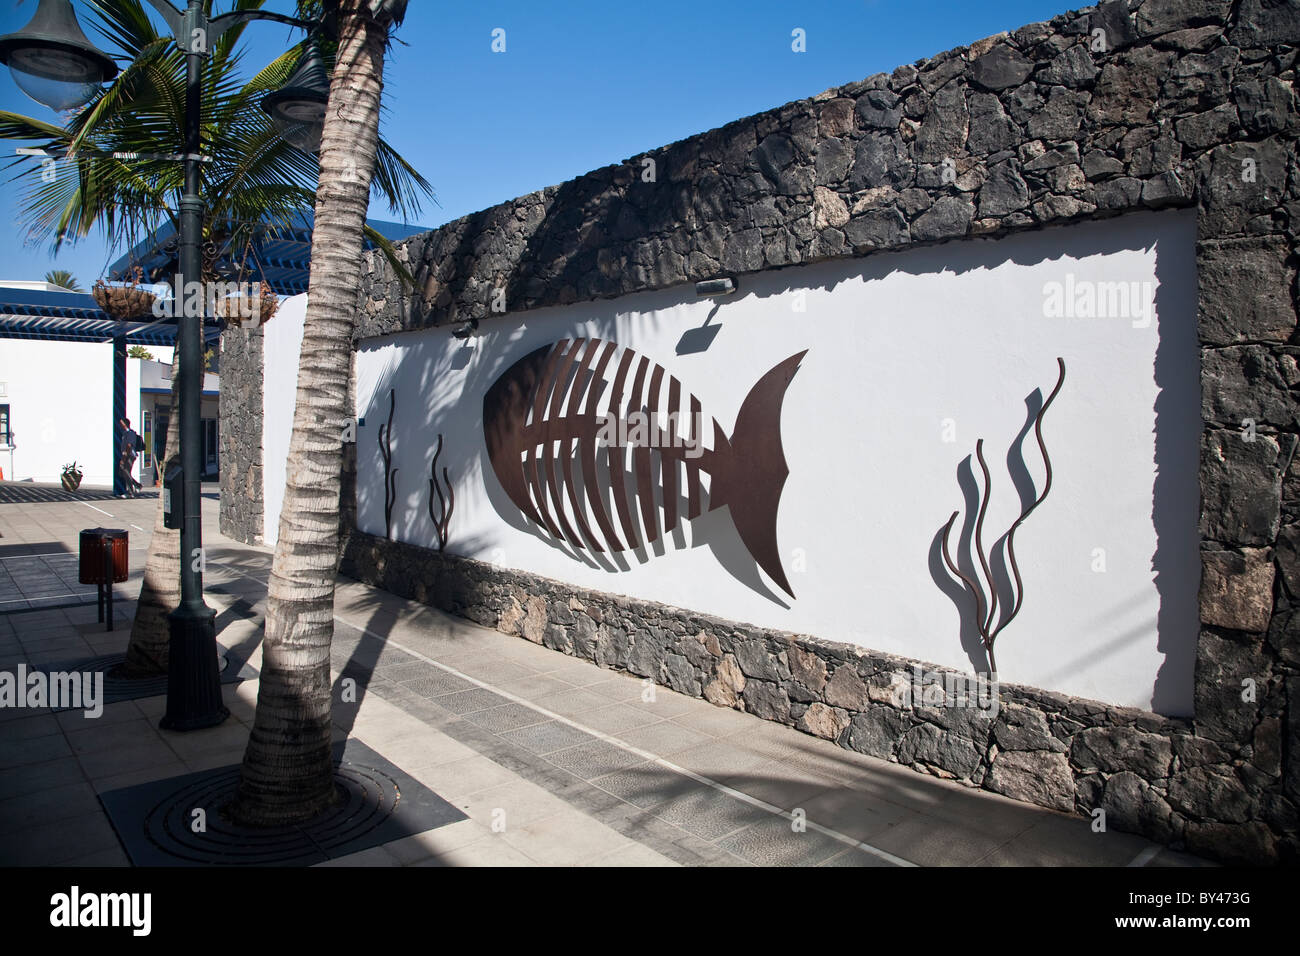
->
340, 530, 1296, 865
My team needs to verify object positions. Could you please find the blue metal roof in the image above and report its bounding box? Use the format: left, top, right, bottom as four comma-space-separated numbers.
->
109, 212, 426, 298
0, 287, 218, 346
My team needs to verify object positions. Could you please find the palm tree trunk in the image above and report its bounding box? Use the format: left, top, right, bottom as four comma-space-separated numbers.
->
122, 347, 182, 676
232, 1, 390, 826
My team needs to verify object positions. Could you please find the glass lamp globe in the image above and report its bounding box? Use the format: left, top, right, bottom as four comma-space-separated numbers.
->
0, 0, 117, 112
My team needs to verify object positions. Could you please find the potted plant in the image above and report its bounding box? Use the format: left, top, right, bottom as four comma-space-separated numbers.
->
214, 280, 279, 328
92, 266, 156, 320
61, 461, 83, 492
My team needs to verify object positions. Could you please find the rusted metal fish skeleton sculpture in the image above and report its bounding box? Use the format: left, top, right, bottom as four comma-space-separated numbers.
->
483, 338, 807, 598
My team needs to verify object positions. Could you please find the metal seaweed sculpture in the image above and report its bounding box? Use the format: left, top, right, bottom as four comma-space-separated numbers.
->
378, 388, 398, 540
427, 433, 454, 552
939, 358, 1066, 676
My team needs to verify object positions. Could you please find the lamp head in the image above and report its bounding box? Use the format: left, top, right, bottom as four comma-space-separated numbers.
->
0, 0, 117, 111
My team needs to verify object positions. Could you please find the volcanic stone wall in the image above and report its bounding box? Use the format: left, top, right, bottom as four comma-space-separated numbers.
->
292, 0, 1300, 864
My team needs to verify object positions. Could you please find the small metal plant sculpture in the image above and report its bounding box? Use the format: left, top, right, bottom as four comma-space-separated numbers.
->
939, 358, 1066, 676
378, 388, 397, 540
427, 434, 455, 552
61, 461, 83, 492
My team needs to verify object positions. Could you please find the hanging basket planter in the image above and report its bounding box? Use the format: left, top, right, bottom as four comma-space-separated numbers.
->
92, 268, 156, 320
213, 280, 279, 327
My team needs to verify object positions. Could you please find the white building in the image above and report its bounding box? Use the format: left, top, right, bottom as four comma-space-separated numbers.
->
0, 281, 218, 488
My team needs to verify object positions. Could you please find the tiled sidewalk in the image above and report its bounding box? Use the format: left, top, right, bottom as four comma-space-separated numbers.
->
0, 491, 1213, 867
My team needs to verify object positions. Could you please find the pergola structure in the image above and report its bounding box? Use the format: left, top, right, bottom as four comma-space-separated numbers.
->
0, 284, 220, 494
2, 211, 421, 493
108, 212, 426, 297
0, 285, 217, 345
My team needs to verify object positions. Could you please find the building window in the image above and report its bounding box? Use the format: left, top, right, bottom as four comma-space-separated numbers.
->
204, 418, 218, 472
0, 404, 10, 446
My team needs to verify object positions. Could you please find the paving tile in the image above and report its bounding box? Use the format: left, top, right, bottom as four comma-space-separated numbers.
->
401, 671, 476, 699
452, 779, 573, 830
796, 785, 918, 843
499, 720, 596, 756
0, 780, 102, 833
866, 811, 1006, 866
314, 845, 402, 867
625, 689, 707, 719
452, 658, 537, 684
668, 739, 773, 781
0, 731, 72, 768
977, 813, 1153, 866
65, 717, 160, 755
159, 721, 252, 761
544, 741, 645, 780
583, 674, 649, 703
1146, 847, 1217, 868
591, 763, 696, 810
667, 703, 759, 737
367, 727, 479, 769
820, 846, 899, 867
371, 660, 438, 683
55, 699, 150, 731
649, 785, 773, 841
496, 674, 576, 699
532, 662, 612, 688
0, 712, 62, 740
717, 816, 854, 867
433, 688, 511, 716
181, 747, 248, 772
499, 807, 636, 865
425, 835, 537, 866
578, 703, 665, 736
0, 811, 123, 865
923, 786, 1056, 841
464, 702, 551, 734
532, 687, 616, 719
716, 758, 840, 812
614, 720, 713, 757
587, 841, 680, 866
382, 818, 494, 864
0, 754, 85, 800
75, 737, 180, 780
593, 803, 749, 866
58, 846, 131, 867
406, 754, 519, 800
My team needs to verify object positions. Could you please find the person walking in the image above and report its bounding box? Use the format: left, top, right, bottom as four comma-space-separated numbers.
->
119, 417, 144, 498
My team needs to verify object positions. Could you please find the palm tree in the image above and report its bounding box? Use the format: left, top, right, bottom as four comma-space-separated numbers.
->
44, 269, 83, 291
231, 0, 408, 826
0, 0, 431, 677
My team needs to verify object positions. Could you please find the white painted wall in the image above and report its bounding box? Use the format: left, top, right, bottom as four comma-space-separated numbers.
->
261, 293, 309, 549
351, 210, 1200, 715
0, 340, 115, 484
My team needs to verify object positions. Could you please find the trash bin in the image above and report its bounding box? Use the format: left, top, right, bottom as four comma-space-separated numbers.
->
79, 528, 128, 631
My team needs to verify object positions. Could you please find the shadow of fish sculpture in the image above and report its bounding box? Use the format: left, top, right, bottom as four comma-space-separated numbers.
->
483, 338, 807, 598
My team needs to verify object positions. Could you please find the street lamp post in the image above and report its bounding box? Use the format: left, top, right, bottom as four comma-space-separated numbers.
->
0, 0, 329, 731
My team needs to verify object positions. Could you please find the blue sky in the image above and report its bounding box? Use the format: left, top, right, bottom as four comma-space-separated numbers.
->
0, 0, 1081, 288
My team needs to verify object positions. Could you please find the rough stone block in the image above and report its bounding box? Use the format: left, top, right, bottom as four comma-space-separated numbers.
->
797, 702, 851, 741
846, 705, 910, 759
985, 749, 1075, 812
1199, 548, 1276, 632
1198, 239, 1296, 345
1199, 431, 1288, 547
1070, 725, 1174, 779
702, 654, 745, 709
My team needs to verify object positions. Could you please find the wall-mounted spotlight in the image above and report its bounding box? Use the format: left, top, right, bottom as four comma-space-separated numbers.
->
695, 277, 736, 297
452, 317, 479, 339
